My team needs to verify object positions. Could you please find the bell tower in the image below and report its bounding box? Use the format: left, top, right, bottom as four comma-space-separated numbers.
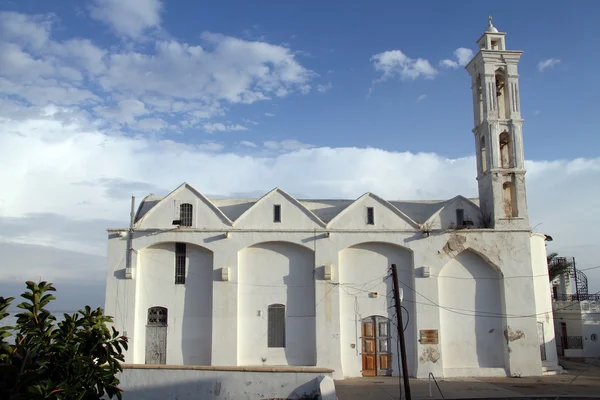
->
465, 16, 529, 229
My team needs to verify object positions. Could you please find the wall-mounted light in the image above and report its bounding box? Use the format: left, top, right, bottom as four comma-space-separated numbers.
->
324, 232, 330, 238
117, 231, 127, 238
224, 232, 229, 239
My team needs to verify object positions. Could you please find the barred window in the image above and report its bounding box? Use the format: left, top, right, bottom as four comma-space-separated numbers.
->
175, 242, 186, 284
147, 307, 168, 326
180, 203, 193, 227
268, 304, 285, 348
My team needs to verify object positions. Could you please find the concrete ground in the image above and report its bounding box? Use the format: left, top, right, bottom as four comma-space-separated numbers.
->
334, 359, 600, 399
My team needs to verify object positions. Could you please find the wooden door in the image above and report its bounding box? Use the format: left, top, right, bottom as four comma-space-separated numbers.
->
361, 320, 377, 376
145, 326, 167, 364
361, 316, 392, 377
145, 307, 168, 365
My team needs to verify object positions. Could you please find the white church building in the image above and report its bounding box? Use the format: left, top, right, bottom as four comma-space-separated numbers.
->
105, 19, 561, 379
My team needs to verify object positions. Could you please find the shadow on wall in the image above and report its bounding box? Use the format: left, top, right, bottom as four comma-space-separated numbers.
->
181, 243, 214, 365
110, 376, 322, 400
439, 250, 504, 370
280, 242, 317, 366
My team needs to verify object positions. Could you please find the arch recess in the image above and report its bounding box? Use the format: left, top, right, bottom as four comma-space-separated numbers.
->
438, 250, 505, 374
237, 240, 316, 366
135, 241, 214, 366
338, 241, 416, 378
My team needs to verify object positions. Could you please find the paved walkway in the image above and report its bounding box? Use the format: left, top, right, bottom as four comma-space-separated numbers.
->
335, 359, 600, 399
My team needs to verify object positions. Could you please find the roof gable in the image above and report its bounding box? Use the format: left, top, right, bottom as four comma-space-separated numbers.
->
421, 195, 481, 230
135, 183, 232, 229
327, 192, 419, 230
233, 188, 325, 229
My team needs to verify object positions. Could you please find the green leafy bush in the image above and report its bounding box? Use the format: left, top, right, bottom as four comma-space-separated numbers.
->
0, 281, 128, 399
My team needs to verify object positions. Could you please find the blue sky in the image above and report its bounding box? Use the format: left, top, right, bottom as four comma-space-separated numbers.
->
0, 0, 599, 301
1, 0, 598, 158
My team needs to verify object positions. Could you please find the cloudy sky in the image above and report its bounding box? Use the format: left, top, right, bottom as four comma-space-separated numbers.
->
1, 0, 599, 308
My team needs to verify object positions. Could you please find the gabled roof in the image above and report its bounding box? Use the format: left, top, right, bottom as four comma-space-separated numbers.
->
326, 192, 419, 229
134, 182, 232, 227
233, 187, 326, 228
420, 195, 480, 228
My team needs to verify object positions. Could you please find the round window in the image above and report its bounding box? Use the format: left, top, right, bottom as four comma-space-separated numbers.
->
591, 334, 598, 342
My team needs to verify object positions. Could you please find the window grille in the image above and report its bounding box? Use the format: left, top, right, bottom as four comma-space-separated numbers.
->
367, 207, 374, 225
273, 205, 281, 223
180, 203, 193, 227
268, 304, 285, 348
147, 307, 168, 326
175, 242, 186, 284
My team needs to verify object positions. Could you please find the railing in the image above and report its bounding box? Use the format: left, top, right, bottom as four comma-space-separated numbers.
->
553, 293, 600, 302
566, 336, 583, 350
428, 372, 445, 399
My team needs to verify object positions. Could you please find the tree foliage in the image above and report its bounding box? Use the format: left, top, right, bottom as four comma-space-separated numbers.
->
547, 252, 573, 282
0, 281, 128, 399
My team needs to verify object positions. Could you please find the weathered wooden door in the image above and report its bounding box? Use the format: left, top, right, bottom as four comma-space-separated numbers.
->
145, 307, 167, 365
361, 316, 392, 377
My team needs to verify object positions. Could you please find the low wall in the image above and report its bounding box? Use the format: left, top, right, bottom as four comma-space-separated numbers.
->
113, 365, 334, 400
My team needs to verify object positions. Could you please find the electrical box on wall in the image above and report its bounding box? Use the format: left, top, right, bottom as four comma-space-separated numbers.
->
221, 267, 230, 281
421, 266, 431, 278
323, 264, 332, 280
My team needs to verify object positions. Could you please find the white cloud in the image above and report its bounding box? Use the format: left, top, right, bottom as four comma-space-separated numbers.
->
202, 123, 248, 133
416, 94, 427, 103
135, 117, 168, 131
93, 100, 148, 124
263, 139, 314, 151
90, 0, 163, 39
197, 142, 224, 152
239, 140, 258, 148
371, 50, 437, 81
0, 11, 314, 132
265, 113, 275, 117
1, 111, 600, 291
440, 47, 474, 69
538, 58, 560, 72
317, 83, 333, 93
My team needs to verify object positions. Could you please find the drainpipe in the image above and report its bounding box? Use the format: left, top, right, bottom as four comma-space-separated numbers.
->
125, 196, 135, 279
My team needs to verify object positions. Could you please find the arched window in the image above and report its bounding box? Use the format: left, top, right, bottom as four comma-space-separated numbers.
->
180, 203, 193, 227
502, 182, 518, 218
499, 131, 513, 168
480, 136, 487, 173
268, 304, 285, 348
475, 74, 484, 124
147, 306, 168, 326
495, 70, 510, 119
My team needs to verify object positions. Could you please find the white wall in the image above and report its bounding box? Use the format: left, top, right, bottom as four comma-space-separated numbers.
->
439, 250, 504, 375
530, 233, 559, 367
114, 366, 332, 400
107, 213, 545, 379
237, 241, 316, 366
583, 311, 600, 357
135, 242, 213, 365
338, 242, 415, 377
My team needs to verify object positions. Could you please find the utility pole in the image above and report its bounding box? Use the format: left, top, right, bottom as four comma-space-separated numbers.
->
125, 196, 135, 279
391, 264, 412, 400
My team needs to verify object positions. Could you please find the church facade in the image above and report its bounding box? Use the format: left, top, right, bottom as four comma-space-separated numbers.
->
105, 20, 560, 379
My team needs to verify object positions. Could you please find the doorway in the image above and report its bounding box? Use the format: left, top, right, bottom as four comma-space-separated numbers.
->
145, 306, 168, 364
537, 322, 546, 361
361, 316, 392, 377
